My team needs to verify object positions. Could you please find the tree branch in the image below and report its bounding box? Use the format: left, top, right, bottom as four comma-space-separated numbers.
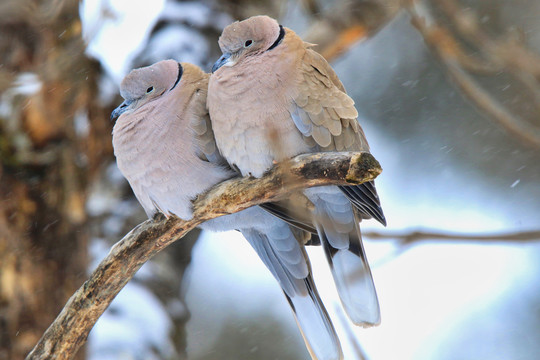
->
26, 151, 381, 360
406, 0, 540, 149
304, 0, 401, 61
364, 228, 540, 264
364, 229, 540, 244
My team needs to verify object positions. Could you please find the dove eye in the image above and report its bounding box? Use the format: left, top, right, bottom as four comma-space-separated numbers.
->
146, 86, 154, 93
244, 40, 253, 47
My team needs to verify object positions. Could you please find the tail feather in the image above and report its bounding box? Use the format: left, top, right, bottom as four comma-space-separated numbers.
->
243, 229, 343, 360
314, 208, 381, 327
286, 275, 343, 360
339, 181, 387, 226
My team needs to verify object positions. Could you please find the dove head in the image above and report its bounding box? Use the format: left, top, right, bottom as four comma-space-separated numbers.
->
111, 59, 183, 120
212, 15, 284, 73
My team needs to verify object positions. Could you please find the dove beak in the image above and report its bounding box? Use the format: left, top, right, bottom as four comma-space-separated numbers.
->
212, 53, 232, 73
110, 100, 132, 121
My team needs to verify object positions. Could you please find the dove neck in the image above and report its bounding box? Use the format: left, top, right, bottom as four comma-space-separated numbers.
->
267, 25, 285, 51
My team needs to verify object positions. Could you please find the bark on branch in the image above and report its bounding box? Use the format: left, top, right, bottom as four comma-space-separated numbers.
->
26, 151, 381, 360
364, 229, 540, 244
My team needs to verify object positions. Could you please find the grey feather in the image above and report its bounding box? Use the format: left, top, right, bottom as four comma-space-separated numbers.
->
113, 59, 341, 359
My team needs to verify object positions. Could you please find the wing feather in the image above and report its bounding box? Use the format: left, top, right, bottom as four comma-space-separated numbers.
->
291, 48, 386, 225
292, 49, 366, 152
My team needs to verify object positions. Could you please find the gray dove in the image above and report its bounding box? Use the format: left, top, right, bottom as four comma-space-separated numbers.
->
208, 15, 386, 328
111, 60, 343, 360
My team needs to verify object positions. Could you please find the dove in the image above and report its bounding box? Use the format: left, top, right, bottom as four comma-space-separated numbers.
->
111, 60, 342, 360
208, 15, 386, 327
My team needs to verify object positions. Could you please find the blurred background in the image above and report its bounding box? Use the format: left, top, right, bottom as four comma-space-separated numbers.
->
1, 0, 540, 359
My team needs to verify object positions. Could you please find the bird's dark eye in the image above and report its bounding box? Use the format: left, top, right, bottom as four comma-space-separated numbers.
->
146, 86, 154, 93
244, 40, 253, 47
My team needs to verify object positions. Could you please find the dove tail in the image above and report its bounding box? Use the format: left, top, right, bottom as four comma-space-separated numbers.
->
314, 211, 381, 327
285, 273, 343, 360
243, 229, 342, 360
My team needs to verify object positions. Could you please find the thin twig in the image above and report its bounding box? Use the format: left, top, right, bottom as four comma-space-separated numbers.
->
437, 0, 540, 77
514, 70, 540, 114
364, 229, 540, 244
304, 0, 401, 61
26, 151, 381, 360
366, 228, 540, 267
445, 59, 540, 148
407, 1, 540, 149
436, 0, 540, 111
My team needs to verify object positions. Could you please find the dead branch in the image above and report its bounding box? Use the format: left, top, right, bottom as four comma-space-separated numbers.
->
26, 151, 381, 360
441, 59, 540, 148
436, 0, 540, 77
304, 0, 402, 61
407, 0, 540, 149
364, 229, 540, 245
363, 228, 540, 268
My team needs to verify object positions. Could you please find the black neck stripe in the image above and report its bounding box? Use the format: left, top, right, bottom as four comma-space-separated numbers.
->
267, 25, 285, 51
170, 62, 183, 91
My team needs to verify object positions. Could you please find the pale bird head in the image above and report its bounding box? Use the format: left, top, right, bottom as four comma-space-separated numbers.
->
111, 59, 183, 120
212, 15, 284, 73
